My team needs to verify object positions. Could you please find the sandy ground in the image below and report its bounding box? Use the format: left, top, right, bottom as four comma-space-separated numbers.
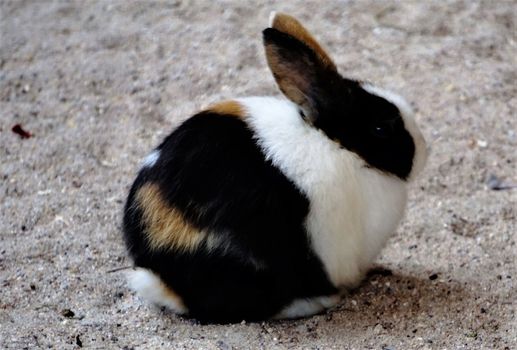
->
1, 0, 516, 349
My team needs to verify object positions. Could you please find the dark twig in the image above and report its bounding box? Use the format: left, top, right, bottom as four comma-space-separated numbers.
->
106, 266, 133, 273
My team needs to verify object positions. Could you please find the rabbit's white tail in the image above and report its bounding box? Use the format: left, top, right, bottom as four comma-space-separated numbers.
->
127, 268, 187, 314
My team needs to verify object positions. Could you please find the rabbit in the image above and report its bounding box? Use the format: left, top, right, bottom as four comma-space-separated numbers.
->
122, 12, 428, 324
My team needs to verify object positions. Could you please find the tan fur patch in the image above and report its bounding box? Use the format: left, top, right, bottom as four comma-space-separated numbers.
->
270, 12, 337, 71
206, 100, 246, 119
135, 183, 205, 252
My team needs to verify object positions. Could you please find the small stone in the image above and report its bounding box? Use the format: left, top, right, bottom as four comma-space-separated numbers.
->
476, 139, 488, 148
444, 83, 455, 92
485, 174, 516, 191
216, 340, 229, 350
465, 330, 477, 338
61, 309, 75, 318
486, 174, 502, 190
76, 334, 83, 347
151, 94, 162, 104
429, 273, 438, 280
373, 323, 384, 334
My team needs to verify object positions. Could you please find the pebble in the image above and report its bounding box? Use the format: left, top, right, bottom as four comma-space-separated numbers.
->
476, 139, 488, 148
486, 174, 502, 190
61, 309, 75, 318
373, 323, 384, 334
444, 83, 455, 92
216, 340, 229, 350
508, 130, 516, 142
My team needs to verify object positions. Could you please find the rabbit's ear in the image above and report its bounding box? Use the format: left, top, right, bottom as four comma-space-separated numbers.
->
269, 12, 336, 72
263, 13, 339, 122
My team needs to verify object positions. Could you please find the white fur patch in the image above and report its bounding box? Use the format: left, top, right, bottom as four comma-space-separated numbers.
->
273, 295, 339, 319
127, 268, 187, 314
141, 149, 160, 168
240, 97, 408, 287
358, 168, 407, 268
268, 11, 277, 27
361, 83, 428, 180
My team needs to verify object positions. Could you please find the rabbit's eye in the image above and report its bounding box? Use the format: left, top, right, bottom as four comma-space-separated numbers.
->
371, 120, 396, 138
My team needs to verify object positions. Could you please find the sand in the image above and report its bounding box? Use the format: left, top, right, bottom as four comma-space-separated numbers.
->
1, 0, 515, 349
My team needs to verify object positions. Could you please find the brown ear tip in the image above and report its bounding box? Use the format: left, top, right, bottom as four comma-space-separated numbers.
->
265, 13, 337, 73
269, 12, 298, 29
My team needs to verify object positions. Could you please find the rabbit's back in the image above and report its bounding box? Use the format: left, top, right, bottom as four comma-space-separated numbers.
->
123, 102, 337, 323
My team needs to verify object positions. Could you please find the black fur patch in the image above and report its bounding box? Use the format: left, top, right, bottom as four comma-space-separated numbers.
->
123, 112, 337, 323
313, 80, 416, 180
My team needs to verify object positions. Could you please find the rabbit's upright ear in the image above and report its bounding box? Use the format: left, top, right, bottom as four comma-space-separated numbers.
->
264, 12, 339, 122
268, 12, 337, 71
